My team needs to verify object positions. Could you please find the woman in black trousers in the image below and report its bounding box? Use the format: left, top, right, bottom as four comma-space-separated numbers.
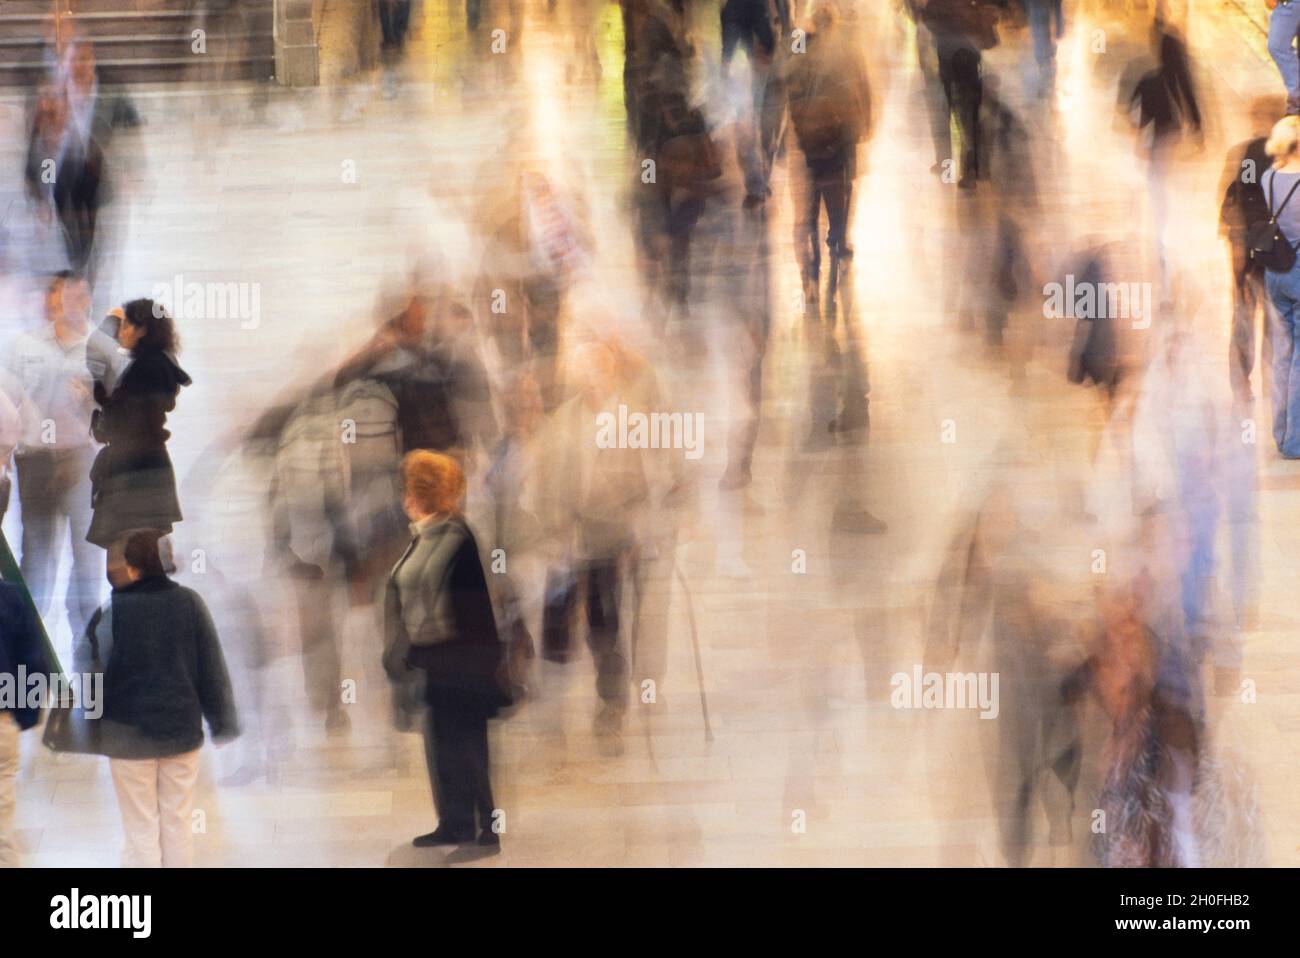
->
384, 450, 507, 849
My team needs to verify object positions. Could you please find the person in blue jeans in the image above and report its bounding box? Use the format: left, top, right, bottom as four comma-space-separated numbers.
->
1023, 0, 1064, 97
1262, 116, 1300, 456
1268, 0, 1300, 115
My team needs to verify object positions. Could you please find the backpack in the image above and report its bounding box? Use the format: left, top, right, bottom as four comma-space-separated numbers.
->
790, 91, 849, 161
1247, 174, 1300, 273
337, 377, 400, 476
656, 100, 722, 186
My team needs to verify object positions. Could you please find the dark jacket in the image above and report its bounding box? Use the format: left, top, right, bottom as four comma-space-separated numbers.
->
720, 0, 790, 62
93, 348, 191, 463
627, 0, 691, 153
1220, 137, 1271, 246
87, 348, 191, 547
785, 28, 873, 166
384, 518, 505, 715
1129, 29, 1202, 142
921, 0, 1001, 48
25, 129, 106, 273
1065, 249, 1121, 395
0, 581, 52, 731
99, 575, 238, 758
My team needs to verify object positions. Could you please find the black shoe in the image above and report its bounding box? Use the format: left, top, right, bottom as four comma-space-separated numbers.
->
413, 827, 473, 848
478, 830, 501, 847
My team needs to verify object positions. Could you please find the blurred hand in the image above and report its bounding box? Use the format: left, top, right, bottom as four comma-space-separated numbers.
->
69, 378, 92, 403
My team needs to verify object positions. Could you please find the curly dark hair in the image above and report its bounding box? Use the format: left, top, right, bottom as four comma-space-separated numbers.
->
121, 298, 180, 355
122, 528, 167, 579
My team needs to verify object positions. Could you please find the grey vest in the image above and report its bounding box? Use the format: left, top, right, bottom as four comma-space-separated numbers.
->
389, 517, 469, 647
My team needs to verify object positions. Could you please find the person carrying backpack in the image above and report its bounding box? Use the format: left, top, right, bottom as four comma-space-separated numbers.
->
1256, 115, 1300, 456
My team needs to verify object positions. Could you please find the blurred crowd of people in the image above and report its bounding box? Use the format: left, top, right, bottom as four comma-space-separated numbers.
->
0, 0, 1284, 868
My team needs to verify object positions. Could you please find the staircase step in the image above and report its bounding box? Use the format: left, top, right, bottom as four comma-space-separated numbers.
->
0, 1, 56, 14
64, 10, 274, 37
66, 0, 273, 11
98, 55, 276, 84
0, 0, 278, 86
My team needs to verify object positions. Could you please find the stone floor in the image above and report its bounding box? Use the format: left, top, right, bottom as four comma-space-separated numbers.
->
0, 1, 1296, 867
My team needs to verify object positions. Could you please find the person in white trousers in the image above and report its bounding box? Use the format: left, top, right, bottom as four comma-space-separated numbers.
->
109, 748, 203, 869
0, 713, 20, 868
90, 529, 239, 868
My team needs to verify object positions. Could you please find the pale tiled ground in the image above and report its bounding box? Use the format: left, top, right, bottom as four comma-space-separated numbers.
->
0, 1, 1296, 867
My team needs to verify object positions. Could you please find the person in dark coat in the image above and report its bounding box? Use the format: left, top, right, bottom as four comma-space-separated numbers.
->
23, 86, 105, 278
1065, 245, 1124, 403
86, 299, 192, 551
376, 0, 413, 97
784, 1, 873, 299
624, 0, 691, 152
91, 529, 238, 868
1218, 97, 1284, 403
1127, 17, 1202, 283
721, 0, 792, 204
918, 0, 1000, 188
383, 450, 506, 850
0, 579, 53, 867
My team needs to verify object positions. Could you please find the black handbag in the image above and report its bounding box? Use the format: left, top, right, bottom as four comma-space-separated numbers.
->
42, 608, 107, 756
1247, 175, 1300, 273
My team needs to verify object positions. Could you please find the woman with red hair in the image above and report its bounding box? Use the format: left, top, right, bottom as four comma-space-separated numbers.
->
383, 450, 507, 850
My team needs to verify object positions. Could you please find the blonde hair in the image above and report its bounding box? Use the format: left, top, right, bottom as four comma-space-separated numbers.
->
401, 450, 465, 516
1266, 115, 1300, 161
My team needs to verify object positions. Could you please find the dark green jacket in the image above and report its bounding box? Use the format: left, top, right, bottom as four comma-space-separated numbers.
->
99, 576, 239, 758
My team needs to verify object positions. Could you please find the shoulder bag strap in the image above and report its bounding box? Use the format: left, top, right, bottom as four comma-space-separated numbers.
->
1271, 175, 1300, 250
